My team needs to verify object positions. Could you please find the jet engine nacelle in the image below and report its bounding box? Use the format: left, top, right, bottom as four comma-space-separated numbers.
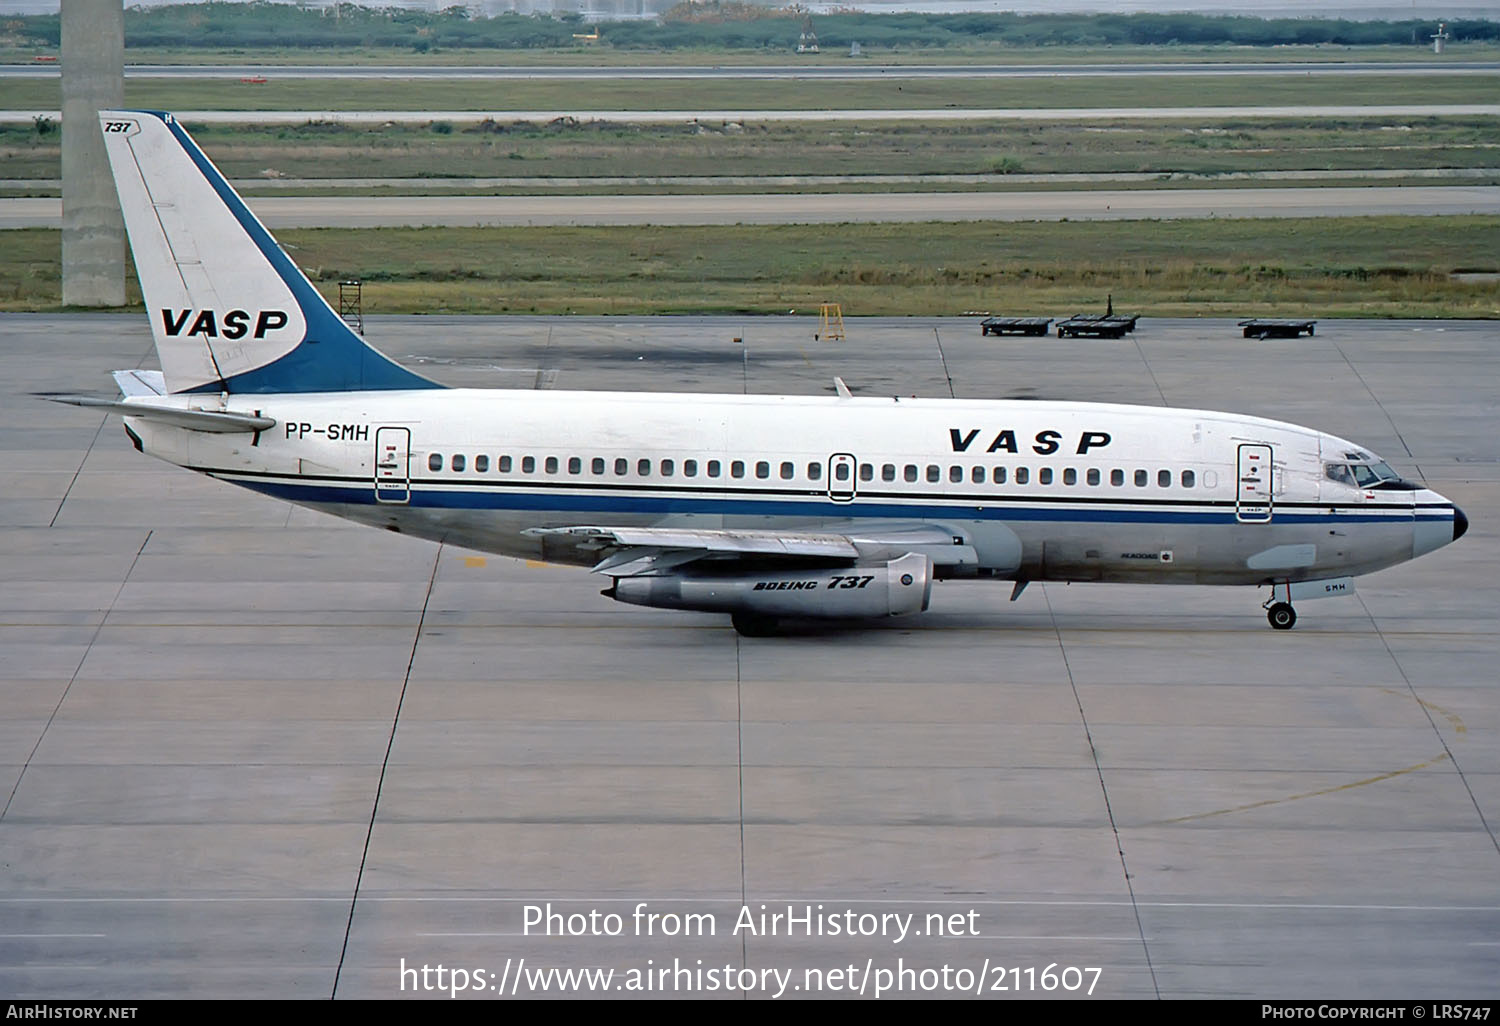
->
606, 552, 933, 619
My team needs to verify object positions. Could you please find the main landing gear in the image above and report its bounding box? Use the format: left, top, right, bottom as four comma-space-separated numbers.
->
731, 612, 780, 637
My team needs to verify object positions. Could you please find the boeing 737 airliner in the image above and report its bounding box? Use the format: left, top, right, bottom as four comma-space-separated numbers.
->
67, 110, 1467, 635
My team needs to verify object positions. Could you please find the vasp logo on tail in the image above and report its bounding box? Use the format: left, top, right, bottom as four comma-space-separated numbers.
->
160, 309, 291, 340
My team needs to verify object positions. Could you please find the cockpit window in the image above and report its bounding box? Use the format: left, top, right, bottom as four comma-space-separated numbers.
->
1328, 460, 1403, 488
1325, 463, 1356, 486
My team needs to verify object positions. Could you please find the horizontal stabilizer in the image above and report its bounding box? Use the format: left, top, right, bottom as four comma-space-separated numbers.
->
51, 396, 275, 433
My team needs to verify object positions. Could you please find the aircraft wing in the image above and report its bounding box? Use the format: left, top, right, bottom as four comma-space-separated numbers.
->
526, 523, 977, 577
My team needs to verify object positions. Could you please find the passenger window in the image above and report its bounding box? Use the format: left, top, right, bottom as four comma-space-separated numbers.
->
755, 461, 770, 479
684, 459, 697, 477
1015, 467, 1029, 485
926, 465, 940, 483
1039, 468, 1053, 485
1181, 470, 1195, 488
661, 459, 674, 477
859, 463, 874, 482
971, 466, 985, 484
904, 464, 918, 483
499, 455, 512, 473
568, 456, 582, 475
1063, 467, 1076, 485
1135, 469, 1148, 487
475, 455, 489, 473
522, 456, 536, 474
835, 462, 850, 481
429, 453, 443, 472
949, 466, 963, 483
592, 457, 605, 475
452, 454, 466, 472
708, 460, 722, 478
731, 461, 745, 479
545, 456, 559, 474
882, 464, 896, 482
1158, 469, 1171, 488
1086, 468, 1099, 486
780, 461, 794, 480
808, 462, 822, 481
637, 458, 651, 476
993, 466, 1007, 484
1111, 469, 1124, 486
614, 458, 628, 476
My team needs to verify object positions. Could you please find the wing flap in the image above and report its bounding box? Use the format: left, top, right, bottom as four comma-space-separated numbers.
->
527, 523, 979, 577
530, 525, 859, 576
528, 525, 861, 564
591, 546, 710, 577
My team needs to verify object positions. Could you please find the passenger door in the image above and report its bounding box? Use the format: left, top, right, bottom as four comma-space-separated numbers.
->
374, 426, 411, 504
827, 453, 857, 503
1236, 443, 1273, 523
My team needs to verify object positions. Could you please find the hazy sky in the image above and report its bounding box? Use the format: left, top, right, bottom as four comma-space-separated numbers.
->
1, 0, 1493, 18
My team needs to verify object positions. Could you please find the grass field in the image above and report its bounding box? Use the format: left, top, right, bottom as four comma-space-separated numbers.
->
4, 72, 1496, 115
5, 217, 1497, 317
5, 42, 1500, 66
6, 117, 1497, 184
13, 175, 1497, 201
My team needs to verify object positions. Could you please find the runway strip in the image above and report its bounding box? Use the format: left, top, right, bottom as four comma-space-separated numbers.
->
4, 60, 1497, 79
5, 104, 1499, 125
4, 186, 1498, 229
7, 168, 1495, 193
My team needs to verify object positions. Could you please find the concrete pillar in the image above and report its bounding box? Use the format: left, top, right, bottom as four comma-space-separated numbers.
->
61, 0, 125, 307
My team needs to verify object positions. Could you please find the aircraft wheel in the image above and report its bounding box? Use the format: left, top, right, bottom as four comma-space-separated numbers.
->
1267, 603, 1297, 630
732, 613, 779, 637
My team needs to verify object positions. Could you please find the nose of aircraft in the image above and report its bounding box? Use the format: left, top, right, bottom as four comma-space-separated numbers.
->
1413, 493, 1468, 559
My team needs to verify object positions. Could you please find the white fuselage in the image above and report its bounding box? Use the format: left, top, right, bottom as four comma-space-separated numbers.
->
121, 388, 1456, 587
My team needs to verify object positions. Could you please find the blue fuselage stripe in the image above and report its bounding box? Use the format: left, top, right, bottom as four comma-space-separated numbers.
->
226, 476, 1429, 526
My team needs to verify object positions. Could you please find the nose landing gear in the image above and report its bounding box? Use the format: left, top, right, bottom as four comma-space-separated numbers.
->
1260, 578, 1357, 629
1262, 580, 1298, 630
1266, 602, 1297, 630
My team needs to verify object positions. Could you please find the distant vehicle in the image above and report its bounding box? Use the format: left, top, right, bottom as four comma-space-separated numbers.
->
70, 110, 1467, 635
1240, 318, 1316, 339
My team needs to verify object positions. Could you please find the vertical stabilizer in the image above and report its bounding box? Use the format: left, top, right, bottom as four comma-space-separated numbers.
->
98, 110, 441, 395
